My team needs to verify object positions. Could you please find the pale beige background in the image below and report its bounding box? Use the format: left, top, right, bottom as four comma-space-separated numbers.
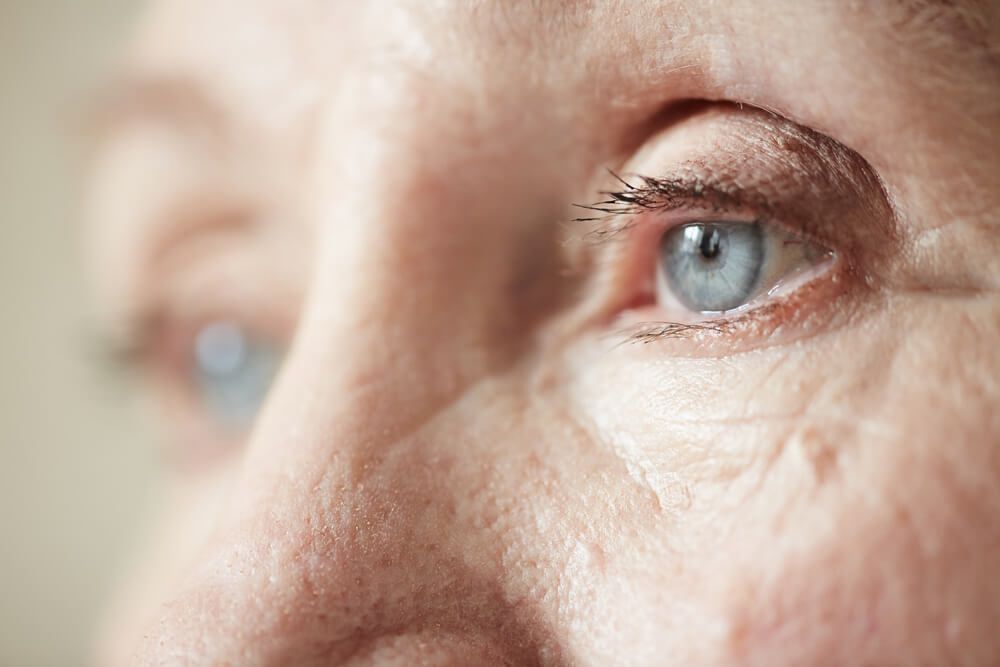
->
0, 2, 159, 666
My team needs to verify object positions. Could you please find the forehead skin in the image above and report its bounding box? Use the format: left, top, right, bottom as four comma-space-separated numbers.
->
92, 0, 1000, 665
94, 0, 1000, 314
123, 0, 1000, 192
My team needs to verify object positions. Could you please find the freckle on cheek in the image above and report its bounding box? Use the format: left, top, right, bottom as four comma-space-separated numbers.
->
793, 425, 840, 485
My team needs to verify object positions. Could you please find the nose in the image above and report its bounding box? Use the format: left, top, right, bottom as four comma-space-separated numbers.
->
129, 72, 564, 666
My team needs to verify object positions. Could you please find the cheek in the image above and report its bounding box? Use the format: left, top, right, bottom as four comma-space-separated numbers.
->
567, 344, 824, 520
564, 305, 1000, 665
694, 443, 1000, 667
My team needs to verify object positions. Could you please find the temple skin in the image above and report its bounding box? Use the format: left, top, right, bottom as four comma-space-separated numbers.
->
86, 1, 1000, 665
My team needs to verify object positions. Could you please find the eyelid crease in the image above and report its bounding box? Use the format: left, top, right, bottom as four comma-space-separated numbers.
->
84, 75, 231, 150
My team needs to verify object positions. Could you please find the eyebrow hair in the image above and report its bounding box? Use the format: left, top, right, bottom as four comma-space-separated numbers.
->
883, 0, 998, 65
894, 0, 991, 34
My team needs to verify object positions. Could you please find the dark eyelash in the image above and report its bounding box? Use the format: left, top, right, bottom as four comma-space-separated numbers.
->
615, 321, 732, 346
572, 170, 755, 233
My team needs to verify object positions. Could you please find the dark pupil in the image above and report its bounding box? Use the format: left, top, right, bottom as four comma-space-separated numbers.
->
699, 226, 723, 260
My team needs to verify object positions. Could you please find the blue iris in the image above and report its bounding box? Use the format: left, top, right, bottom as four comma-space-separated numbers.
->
193, 322, 280, 429
660, 222, 765, 312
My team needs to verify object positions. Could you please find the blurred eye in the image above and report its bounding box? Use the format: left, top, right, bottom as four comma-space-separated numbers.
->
657, 221, 832, 314
192, 321, 281, 429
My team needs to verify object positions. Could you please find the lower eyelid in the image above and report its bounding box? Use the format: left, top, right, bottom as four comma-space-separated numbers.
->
614, 257, 857, 356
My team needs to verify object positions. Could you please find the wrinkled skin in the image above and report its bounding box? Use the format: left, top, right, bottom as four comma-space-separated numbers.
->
86, 1, 1000, 665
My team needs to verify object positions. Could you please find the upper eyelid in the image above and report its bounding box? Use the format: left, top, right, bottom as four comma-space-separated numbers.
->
569, 168, 868, 257
148, 202, 262, 268
571, 104, 897, 251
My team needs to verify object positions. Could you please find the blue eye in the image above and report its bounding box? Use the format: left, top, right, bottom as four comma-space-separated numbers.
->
658, 221, 831, 313
192, 321, 281, 429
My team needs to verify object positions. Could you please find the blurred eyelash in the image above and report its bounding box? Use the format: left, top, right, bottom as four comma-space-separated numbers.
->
90, 311, 161, 375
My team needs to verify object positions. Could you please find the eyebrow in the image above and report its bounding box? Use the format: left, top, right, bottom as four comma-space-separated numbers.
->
86, 75, 231, 146
881, 0, 998, 66
894, 0, 991, 36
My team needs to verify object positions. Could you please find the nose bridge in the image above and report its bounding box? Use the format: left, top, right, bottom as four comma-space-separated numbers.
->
133, 59, 555, 666
272, 57, 561, 445
136, 229, 519, 664
137, 325, 551, 665
245, 53, 519, 479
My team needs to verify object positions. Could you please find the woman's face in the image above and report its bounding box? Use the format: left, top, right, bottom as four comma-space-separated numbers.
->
88, 1, 1000, 664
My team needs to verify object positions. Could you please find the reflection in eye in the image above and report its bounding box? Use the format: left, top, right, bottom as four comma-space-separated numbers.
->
658, 221, 832, 313
193, 321, 280, 429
